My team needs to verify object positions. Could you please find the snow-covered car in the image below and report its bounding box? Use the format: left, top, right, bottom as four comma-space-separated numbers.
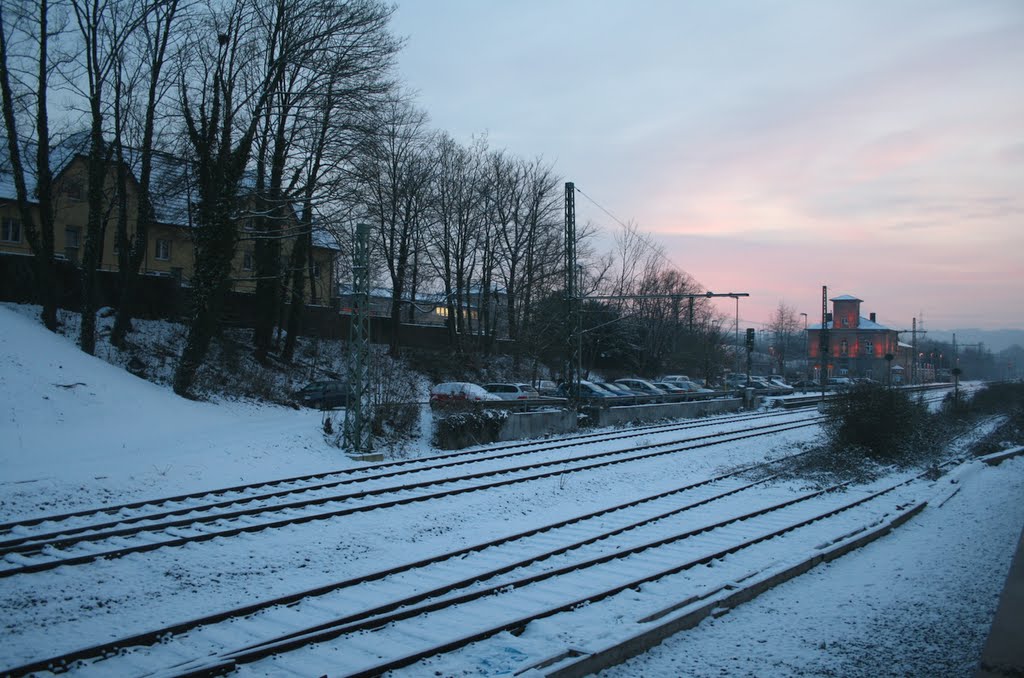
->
295, 380, 348, 409
765, 376, 794, 392
483, 383, 540, 400
429, 382, 502, 406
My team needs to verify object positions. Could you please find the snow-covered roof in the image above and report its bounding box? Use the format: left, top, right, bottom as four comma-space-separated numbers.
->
831, 294, 863, 302
808, 316, 892, 331
0, 131, 89, 202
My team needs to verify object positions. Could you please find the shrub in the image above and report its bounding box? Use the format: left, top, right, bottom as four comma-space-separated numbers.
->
821, 383, 932, 463
432, 407, 510, 450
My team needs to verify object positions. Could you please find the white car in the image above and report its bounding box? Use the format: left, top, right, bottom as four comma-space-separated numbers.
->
483, 383, 540, 400
429, 382, 501, 406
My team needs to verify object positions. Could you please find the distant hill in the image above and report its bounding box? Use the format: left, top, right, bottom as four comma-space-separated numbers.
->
923, 328, 1024, 353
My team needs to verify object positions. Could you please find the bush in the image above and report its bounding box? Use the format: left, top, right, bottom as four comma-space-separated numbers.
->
432, 407, 510, 450
821, 383, 932, 463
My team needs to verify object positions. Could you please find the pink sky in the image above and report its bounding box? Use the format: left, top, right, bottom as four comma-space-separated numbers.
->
391, 0, 1024, 331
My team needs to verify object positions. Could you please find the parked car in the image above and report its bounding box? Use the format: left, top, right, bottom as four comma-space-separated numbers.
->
741, 377, 774, 391
295, 380, 348, 409
724, 373, 749, 388
652, 381, 690, 395
429, 382, 502, 406
661, 375, 692, 384
614, 378, 666, 398
828, 377, 855, 389
556, 379, 616, 400
592, 381, 634, 397
483, 383, 540, 400
765, 376, 794, 392
533, 380, 559, 396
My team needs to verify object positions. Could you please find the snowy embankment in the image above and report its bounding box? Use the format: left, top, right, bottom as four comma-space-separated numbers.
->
0, 304, 351, 518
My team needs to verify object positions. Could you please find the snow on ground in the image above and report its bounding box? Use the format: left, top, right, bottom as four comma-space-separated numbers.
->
601, 458, 1024, 678
0, 304, 358, 518
1, 303, 1023, 676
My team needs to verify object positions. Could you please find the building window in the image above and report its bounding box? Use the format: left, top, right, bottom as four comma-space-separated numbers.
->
840, 316, 849, 327
62, 178, 84, 200
863, 340, 873, 356
155, 238, 171, 261
243, 250, 255, 271
840, 339, 849, 356
311, 260, 321, 279
65, 226, 81, 249
1, 217, 21, 243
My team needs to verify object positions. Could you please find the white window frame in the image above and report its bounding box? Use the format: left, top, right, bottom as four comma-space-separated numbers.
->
155, 238, 171, 261
1, 217, 21, 243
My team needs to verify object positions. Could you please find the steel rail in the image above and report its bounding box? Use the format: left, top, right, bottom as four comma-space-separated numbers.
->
180, 461, 939, 677
3, 459, 794, 677
0, 419, 820, 578
0, 408, 808, 537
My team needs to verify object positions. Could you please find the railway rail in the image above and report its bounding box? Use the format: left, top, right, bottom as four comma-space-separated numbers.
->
0, 412, 821, 579
5, 444, 967, 677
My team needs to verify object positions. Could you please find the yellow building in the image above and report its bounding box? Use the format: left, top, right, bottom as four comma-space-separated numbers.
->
0, 133, 338, 304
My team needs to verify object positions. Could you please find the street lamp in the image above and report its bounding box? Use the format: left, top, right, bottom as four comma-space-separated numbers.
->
800, 312, 808, 381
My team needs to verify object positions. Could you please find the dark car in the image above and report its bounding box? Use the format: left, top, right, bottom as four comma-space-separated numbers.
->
556, 380, 616, 400
296, 380, 348, 409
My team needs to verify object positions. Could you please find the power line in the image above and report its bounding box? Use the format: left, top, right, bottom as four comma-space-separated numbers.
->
573, 185, 680, 273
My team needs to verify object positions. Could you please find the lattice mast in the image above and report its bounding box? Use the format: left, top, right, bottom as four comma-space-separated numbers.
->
343, 223, 373, 453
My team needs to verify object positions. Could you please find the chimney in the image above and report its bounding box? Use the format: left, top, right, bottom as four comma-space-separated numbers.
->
870, 312, 876, 322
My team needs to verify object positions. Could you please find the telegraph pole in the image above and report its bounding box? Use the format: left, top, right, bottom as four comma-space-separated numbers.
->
564, 182, 579, 392
343, 223, 373, 455
819, 285, 829, 396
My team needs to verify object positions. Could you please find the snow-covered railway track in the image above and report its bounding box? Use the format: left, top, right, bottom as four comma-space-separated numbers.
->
6, 454, 946, 677
0, 408, 806, 541
0, 416, 821, 579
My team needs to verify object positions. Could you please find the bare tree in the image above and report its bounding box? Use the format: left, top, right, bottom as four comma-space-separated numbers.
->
109, 0, 181, 348
68, 0, 156, 354
486, 152, 561, 345
0, 0, 63, 331
424, 132, 487, 348
251, 0, 398, 363
355, 95, 431, 357
172, 0, 286, 396
767, 300, 802, 376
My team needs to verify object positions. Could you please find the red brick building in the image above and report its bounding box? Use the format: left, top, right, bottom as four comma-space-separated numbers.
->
807, 294, 906, 383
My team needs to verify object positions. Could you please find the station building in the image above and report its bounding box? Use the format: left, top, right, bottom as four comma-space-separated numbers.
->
806, 294, 912, 383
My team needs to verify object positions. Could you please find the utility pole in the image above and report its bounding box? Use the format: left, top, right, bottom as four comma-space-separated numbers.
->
564, 182, 579, 393
819, 285, 829, 397
343, 223, 373, 455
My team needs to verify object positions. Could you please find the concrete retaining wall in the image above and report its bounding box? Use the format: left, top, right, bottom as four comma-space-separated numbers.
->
499, 409, 578, 441
590, 397, 743, 427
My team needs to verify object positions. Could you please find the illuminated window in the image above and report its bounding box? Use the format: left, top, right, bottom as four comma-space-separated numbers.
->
436, 306, 449, 318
